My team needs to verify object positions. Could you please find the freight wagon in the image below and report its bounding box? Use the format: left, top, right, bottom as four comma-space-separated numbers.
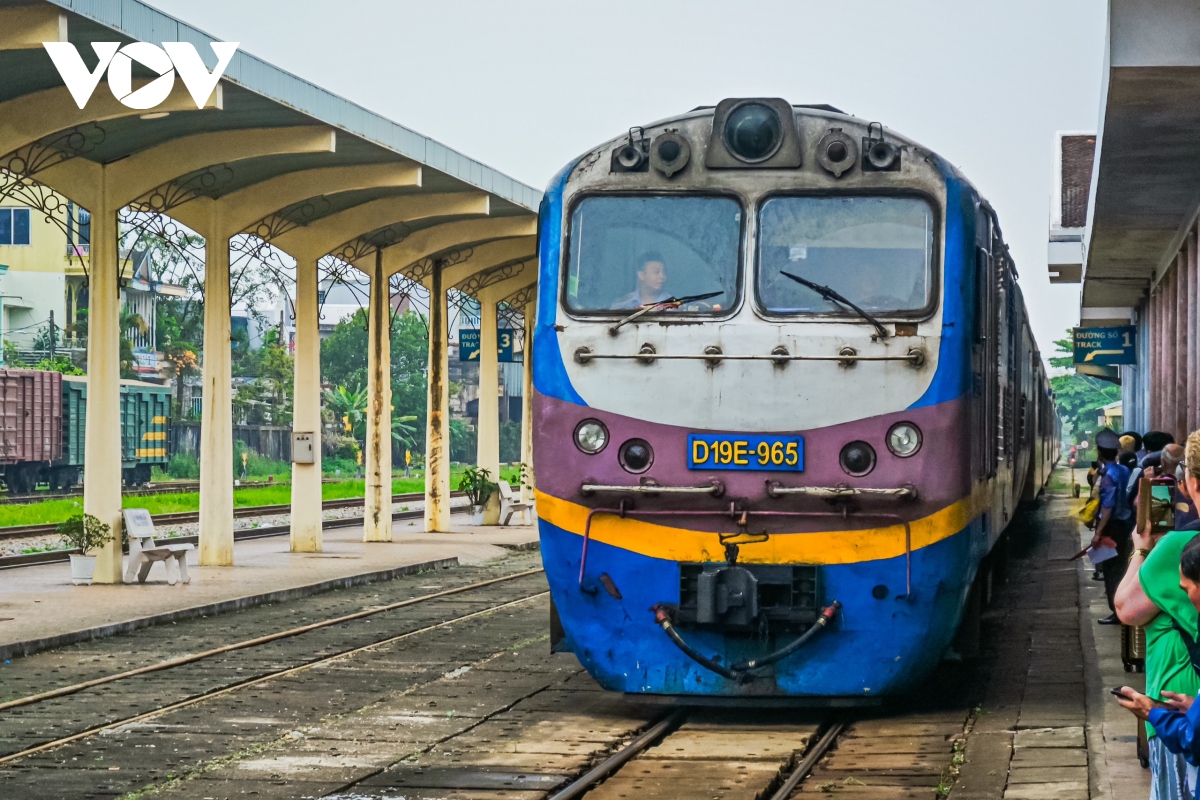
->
0, 369, 172, 493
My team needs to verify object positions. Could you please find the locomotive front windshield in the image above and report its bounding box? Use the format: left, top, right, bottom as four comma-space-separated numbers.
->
756, 196, 934, 316
564, 195, 741, 313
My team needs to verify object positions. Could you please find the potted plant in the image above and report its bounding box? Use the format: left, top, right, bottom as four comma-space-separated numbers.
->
56, 513, 113, 585
459, 466, 498, 526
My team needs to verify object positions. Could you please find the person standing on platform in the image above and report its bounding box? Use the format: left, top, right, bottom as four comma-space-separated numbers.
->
1096, 428, 1134, 625
1119, 537, 1200, 782
1115, 431, 1200, 798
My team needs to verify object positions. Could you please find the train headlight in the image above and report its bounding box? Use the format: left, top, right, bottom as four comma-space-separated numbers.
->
574, 420, 609, 454
723, 102, 783, 163
839, 441, 876, 477
887, 423, 922, 458
619, 439, 654, 474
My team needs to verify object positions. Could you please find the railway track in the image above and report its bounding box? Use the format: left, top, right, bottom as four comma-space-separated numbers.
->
0, 568, 976, 800
545, 711, 842, 800
0, 491, 470, 569
0, 477, 346, 505
0, 489, 466, 541
0, 564, 550, 768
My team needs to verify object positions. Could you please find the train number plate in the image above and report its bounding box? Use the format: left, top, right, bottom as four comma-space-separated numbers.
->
687, 434, 804, 472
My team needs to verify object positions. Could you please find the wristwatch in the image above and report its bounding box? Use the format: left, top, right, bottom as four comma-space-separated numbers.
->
1132, 548, 1151, 560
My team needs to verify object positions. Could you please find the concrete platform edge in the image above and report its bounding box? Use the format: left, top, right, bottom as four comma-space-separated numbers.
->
0, 555, 460, 662
1080, 533, 1108, 798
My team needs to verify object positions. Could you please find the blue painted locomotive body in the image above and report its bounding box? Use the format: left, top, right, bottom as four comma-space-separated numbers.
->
531, 101, 1059, 698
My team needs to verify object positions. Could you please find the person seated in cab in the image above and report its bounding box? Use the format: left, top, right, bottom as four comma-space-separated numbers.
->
612, 252, 671, 309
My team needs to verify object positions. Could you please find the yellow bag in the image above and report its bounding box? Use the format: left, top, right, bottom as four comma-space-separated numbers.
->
1073, 497, 1100, 525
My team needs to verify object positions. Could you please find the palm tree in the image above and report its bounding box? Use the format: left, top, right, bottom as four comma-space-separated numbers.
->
392, 414, 418, 449
322, 384, 368, 442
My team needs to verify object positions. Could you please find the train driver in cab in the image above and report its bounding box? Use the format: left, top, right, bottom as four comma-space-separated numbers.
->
612, 252, 671, 309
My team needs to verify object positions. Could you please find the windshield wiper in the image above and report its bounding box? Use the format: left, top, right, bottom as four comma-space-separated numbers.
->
779, 271, 888, 340
608, 291, 724, 337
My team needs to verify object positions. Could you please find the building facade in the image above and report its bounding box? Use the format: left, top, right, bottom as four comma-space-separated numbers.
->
1054, 0, 1200, 441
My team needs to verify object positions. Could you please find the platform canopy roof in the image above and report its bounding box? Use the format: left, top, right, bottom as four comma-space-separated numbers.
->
1081, 0, 1200, 315
0, 0, 540, 279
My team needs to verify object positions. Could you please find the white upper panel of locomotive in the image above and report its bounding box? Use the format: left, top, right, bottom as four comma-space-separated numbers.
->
554, 100, 948, 432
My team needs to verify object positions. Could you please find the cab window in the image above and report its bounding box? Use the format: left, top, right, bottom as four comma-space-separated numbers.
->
564, 195, 742, 314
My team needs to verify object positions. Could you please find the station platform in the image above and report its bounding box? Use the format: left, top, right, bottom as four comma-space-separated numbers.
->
950, 495, 1150, 800
0, 489, 1166, 799
0, 519, 539, 662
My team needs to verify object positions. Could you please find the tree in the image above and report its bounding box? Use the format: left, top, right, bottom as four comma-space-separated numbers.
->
393, 414, 418, 449
118, 308, 147, 379
34, 355, 84, 375
321, 308, 430, 458
1049, 332, 1121, 440
323, 384, 368, 442
156, 296, 203, 418
233, 343, 294, 425
449, 418, 476, 463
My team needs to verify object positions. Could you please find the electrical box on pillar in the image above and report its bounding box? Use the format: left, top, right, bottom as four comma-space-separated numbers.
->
292, 433, 315, 464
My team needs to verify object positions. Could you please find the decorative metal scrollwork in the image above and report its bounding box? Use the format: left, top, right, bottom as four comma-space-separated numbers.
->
129, 164, 236, 216
403, 246, 474, 283
244, 196, 334, 245
456, 258, 534, 297
503, 284, 537, 311
316, 255, 371, 324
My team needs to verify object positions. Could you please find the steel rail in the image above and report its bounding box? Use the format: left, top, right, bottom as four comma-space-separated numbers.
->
0, 567, 544, 713
0, 588, 550, 766
545, 709, 689, 800
0, 480, 268, 505
0, 504, 472, 569
0, 490, 466, 541
767, 722, 847, 800
0, 477, 348, 505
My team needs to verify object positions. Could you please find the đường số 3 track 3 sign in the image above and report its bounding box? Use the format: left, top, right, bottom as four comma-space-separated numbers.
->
1073, 326, 1136, 366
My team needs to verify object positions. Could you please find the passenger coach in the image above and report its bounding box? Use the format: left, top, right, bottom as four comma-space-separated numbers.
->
532, 99, 1060, 699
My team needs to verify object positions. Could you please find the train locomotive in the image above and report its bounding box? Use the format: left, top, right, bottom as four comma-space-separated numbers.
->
532, 99, 1060, 699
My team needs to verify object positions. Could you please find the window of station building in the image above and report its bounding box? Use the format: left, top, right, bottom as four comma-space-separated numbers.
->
564, 195, 742, 314
0, 208, 32, 246
66, 203, 90, 248
756, 196, 934, 317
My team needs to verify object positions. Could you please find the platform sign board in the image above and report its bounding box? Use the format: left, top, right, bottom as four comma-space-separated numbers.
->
1073, 326, 1137, 366
459, 328, 516, 362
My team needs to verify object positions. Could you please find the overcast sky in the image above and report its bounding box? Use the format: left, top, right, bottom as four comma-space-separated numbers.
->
145, 0, 1108, 358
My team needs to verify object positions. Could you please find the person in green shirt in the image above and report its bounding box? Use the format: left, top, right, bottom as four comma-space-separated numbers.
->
1117, 454, 1200, 799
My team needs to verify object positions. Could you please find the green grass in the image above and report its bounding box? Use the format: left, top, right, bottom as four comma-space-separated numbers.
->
0, 464, 524, 528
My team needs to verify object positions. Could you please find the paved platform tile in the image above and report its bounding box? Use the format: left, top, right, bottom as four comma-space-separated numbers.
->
1012, 726, 1085, 748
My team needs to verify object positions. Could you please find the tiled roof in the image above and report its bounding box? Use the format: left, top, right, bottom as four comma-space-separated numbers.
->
1061, 135, 1096, 228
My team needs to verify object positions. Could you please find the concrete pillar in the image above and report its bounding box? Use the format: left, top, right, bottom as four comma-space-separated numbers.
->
1176, 253, 1185, 441
476, 294, 500, 481
521, 299, 535, 503
364, 249, 392, 542
1185, 236, 1195, 434
1176, 264, 1184, 439
290, 255, 323, 552
198, 213, 234, 566
1167, 268, 1177, 435
83, 203, 124, 582
1159, 282, 1167, 431
424, 263, 451, 532
85, 204, 124, 583
1185, 226, 1195, 438
1156, 281, 1166, 431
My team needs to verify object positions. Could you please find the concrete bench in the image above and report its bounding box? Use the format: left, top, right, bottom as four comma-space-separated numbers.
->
498, 480, 534, 526
122, 508, 193, 585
